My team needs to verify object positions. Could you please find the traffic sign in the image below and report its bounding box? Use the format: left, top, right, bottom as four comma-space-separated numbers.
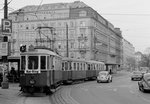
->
1, 19, 12, 35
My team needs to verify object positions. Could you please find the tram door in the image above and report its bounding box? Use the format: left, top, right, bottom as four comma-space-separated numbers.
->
50, 56, 54, 85
68, 61, 72, 80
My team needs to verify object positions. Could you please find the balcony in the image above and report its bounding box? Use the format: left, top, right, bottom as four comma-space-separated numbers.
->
78, 47, 87, 53
109, 53, 116, 57
78, 36, 88, 41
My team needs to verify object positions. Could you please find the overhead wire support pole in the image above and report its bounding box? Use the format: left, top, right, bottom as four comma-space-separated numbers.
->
4, 0, 8, 19
1, 0, 9, 89
66, 24, 69, 57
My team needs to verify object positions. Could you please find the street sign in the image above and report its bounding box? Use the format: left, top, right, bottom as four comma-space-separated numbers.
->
1, 19, 12, 35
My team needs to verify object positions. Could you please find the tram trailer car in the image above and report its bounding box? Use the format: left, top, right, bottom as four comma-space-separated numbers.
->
62, 58, 106, 83
20, 48, 62, 94
86, 60, 105, 80
62, 58, 87, 84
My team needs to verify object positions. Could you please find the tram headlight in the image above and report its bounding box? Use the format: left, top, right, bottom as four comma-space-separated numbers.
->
29, 79, 36, 85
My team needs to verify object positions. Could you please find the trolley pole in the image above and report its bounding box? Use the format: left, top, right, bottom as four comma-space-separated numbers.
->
66, 24, 69, 57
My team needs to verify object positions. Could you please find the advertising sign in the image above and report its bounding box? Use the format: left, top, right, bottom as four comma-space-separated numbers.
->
0, 42, 8, 56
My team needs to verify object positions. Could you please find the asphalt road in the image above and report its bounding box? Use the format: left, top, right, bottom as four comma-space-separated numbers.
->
70, 71, 150, 104
1, 71, 150, 104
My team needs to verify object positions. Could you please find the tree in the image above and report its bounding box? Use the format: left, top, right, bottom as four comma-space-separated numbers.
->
139, 54, 150, 68
126, 57, 136, 70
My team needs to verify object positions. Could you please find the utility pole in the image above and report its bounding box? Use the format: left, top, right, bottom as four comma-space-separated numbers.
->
66, 24, 69, 57
1, 0, 9, 89
4, 0, 8, 19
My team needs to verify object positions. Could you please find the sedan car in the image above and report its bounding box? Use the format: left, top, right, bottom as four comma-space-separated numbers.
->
138, 73, 150, 92
131, 71, 142, 81
97, 71, 112, 83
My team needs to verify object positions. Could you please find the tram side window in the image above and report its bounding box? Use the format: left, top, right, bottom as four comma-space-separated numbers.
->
41, 56, 46, 69
21, 56, 26, 70
81, 63, 82, 70
65, 62, 68, 71
62, 62, 65, 71
77, 63, 79, 70
88, 64, 90, 70
28, 56, 38, 69
47, 56, 50, 70
74, 63, 76, 70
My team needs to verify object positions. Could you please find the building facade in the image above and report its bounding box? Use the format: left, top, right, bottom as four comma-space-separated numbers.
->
8, 1, 123, 72
122, 38, 135, 70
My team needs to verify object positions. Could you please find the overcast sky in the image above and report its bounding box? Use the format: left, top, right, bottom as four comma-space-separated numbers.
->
0, 0, 150, 53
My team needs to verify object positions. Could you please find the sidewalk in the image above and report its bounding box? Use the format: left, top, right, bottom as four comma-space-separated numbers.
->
0, 83, 20, 104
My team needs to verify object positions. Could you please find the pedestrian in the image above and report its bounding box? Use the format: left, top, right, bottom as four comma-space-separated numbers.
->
10, 67, 17, 82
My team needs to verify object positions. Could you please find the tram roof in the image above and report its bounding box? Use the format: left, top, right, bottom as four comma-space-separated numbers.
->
62, 57, 105, 64
86, 60, 105, 64
20, 48, 61, 57
62, 57, 87, 62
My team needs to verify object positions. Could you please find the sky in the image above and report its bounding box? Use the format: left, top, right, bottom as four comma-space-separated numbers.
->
0, 0, 150, 53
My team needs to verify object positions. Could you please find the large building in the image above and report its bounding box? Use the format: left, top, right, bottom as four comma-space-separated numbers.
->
122, 38, 135, 70
8, 1, 123, 72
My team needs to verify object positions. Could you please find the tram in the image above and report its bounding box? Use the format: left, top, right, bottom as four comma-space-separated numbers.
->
19, 47, 106, 94
19, 47, 62, 94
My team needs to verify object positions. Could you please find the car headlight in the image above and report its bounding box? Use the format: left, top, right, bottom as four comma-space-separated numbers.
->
29, 79, 36, 85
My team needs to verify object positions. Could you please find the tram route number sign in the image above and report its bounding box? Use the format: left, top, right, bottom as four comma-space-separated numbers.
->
25, 70, 40, 74
1, 19, 12, 35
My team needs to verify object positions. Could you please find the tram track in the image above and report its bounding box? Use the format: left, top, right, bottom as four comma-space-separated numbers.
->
51, 81, 93, 104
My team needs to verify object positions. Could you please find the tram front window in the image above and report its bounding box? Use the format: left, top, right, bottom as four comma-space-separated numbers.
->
28, 56, 38, 69
21, 56, 26, 71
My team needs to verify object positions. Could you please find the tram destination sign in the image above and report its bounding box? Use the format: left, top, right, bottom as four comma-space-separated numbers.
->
1, 19, 12, 36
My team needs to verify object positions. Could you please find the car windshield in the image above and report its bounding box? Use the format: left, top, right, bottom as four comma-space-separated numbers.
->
99, 72, 108, 76
133, 71, 141, 75
144, 73, 150, 81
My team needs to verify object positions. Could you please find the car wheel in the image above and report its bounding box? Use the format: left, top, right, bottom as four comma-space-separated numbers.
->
107, 79, 110, 83
140, 86, 146, 92
139, 86, 141, 91
97, 80, 100, 83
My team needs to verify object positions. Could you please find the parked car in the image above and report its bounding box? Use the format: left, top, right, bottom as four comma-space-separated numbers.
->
131, 71, 142, 81
97, 71, 112, 83
138, 73, 150, 92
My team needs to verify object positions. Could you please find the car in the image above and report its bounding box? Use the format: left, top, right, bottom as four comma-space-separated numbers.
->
131, 71, 142, 81
97, 71, 112, 83
138, 73, 150, 92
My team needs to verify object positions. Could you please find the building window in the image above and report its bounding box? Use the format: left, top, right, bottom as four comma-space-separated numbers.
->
26, 25, 29, 29
79, 11, 87, 17
58, 22, 61, 27
80, 21, 86, 27
80, 28, 86, 35
58, 43, 61, 49
71, 42, 74, 49
70, 21, 74, 27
